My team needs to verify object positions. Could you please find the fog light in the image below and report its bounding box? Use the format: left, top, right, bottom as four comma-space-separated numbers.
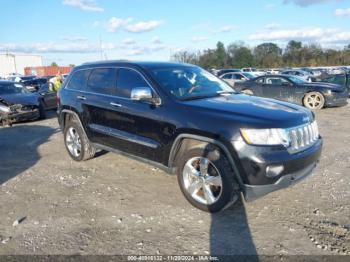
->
266, 165, 284, 178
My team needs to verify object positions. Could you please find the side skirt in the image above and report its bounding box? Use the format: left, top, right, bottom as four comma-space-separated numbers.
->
92, 143, 176, 175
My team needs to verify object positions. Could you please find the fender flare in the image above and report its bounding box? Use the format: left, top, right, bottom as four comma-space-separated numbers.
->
60, 109, 89, 138
168, 134, 244, 188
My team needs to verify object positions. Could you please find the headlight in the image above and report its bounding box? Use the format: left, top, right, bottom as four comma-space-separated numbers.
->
0, 104, 11, 113
241, 128, 290, 146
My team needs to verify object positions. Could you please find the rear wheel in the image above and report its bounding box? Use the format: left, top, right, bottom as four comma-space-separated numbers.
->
303, 92, 325, 110
177, 145, 240, 213
64, 116, 96, 161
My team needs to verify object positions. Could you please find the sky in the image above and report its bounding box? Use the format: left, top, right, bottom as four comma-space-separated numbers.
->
0, 0, 350, 65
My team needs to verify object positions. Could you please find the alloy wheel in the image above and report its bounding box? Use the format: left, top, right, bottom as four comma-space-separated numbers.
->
182, 157, 223, 205
66, 127, 82, 157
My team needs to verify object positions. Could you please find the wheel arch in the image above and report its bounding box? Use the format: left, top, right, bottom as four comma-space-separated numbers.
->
168, 134, 245, 189
60, 109, 87, 137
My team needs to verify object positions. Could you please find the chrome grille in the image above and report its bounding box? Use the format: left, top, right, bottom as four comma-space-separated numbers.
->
288, 121, 319, 153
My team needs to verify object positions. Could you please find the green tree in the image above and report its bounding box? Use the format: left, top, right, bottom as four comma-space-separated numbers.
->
215, 41, 227, 68
227, 42, 254, 68
254, 43, 282, 68
51, 62, 58, 67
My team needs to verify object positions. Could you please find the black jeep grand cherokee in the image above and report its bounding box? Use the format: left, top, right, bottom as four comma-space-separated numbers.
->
58, 61, 323, 213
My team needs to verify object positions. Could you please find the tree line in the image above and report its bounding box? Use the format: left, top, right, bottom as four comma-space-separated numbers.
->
171, 40, 350, 69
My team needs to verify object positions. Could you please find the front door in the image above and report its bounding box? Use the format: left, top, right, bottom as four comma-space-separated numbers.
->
262, 76, 289, 101
88, 67, 170, 162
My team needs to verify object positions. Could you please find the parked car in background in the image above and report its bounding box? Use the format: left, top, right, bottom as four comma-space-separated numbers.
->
235, 74, 348, 110
216, 69, 241, 77
281, 70, 314, 82
58, 61, 323, 213
241, 68, 265, 77
0, 81, 57, 122
318, 73, 350, 96
220, 72, 255, 87
22, 77, 48, 92
7, 75, 36, 83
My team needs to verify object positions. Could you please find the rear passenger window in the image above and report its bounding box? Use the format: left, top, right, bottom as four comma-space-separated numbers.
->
87, 68, 117, 95
116, 68, 149, 98
67, 70, 91, 90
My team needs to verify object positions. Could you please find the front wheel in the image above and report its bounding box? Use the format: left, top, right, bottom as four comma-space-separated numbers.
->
303, 92, 325, 110
177, 145, 240, 213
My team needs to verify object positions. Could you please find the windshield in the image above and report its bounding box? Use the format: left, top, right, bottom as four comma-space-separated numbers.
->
150, 66, 235, 100
0, 83, 29, 95
242, 73, 255, 79
287, 76, 307, 84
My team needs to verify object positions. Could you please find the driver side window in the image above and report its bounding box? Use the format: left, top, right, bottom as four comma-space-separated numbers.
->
265, 77, 289, 86
255, 77, 265, 84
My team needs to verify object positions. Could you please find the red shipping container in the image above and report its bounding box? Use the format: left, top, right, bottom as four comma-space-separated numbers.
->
24, 66, 73, 77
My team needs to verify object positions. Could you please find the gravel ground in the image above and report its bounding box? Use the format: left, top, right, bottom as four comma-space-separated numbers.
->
0, 104, 349, 258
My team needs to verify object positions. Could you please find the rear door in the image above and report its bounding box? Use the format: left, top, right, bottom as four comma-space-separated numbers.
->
82, 67, 119, 146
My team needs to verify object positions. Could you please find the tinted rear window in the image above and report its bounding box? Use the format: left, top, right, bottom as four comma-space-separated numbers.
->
67, 70, 91, 90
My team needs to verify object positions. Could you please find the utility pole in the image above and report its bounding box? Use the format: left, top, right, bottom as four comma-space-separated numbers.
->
99, 35, 103, 60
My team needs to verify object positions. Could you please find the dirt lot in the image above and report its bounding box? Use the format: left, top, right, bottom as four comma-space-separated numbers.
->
0, 104, 349, 258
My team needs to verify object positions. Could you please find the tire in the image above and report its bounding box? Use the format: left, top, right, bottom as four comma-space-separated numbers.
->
242, 89, 254, 96
176, 145, 240, 213
64, 116, 96, 161
38, 102, 46, 120
303, 92, 325, 110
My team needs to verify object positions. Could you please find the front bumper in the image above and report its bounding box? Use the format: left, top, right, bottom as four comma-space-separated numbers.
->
8, 109, 40, 122
244, 161, 316, 201
232, 138, 322, 201
325, 91, 348, 107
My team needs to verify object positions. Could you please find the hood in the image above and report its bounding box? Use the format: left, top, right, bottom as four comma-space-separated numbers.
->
303, 82, 345, 91
183, 94, 313, 129
0, 93, 39, 106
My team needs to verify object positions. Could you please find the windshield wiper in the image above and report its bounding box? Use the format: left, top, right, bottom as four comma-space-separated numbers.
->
180, 94, 218, 101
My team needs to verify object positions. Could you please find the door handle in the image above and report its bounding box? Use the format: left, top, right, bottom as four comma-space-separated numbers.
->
110, 102, 122, 108
77, 95, 86, 101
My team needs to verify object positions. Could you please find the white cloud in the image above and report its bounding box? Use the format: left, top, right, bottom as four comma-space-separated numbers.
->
283, 0, 341, 7
106, 17, 132, 33
0, 42, 117, 54
0, 40, 168, 57
62, 0, 104, 12
191, 36, 209, 43
122, 38, 136, 45
126, 44, 167, 56
151, 36, 162, 44
60, 36, 88, 42
249, 27, 350, 44
125, 20, 163, 33
92, 21, 100, 28
335, 8, 350, 16
264, 23, 281, 30
103, 18, 163, 33
216, 25, 235, 33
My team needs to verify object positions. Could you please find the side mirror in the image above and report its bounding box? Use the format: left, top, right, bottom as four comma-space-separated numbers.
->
131, 87, 160, 105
